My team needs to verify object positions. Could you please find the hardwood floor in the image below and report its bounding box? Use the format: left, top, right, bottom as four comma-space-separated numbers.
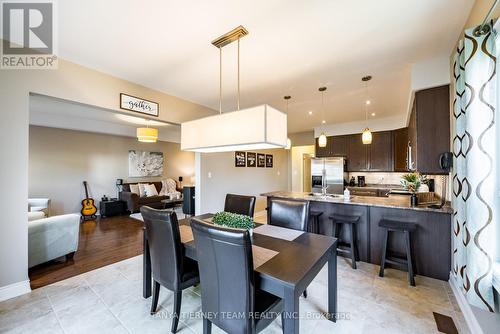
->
28, 215, 144, 290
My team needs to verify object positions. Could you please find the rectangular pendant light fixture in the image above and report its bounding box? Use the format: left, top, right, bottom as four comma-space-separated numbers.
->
181, 105, 287, 153
181, 26, 287, 153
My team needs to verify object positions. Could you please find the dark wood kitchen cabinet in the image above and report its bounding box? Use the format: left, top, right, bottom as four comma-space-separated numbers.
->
368, 131, 393, 171
404, 85, 450, 173
314, 137, 329, 158
347, 134, 368, 171
315, 135, 348, 158
413, 85, 450, 174
329, 135, 348, 156
346, 131, 393, 172
393, 127, 409, 172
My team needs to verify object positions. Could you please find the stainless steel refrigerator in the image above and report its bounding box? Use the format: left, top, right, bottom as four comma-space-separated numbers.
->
310, 157, 346, 195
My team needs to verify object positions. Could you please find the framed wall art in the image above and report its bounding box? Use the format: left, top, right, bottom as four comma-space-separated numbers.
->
120, 93, 159, 117
247, 152, 256, 167
265, 154, 273, 168
257, 153, 266, 168
235, 151, 246, 167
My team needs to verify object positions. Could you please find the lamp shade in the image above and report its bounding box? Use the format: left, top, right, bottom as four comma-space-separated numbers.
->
362, 128, 372, 145
137, 127, 158, 143
181, 104, 287, 152
318, 133, 327, 148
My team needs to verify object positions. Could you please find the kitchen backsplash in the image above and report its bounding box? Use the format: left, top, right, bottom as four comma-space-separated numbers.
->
348, 172, 450, 201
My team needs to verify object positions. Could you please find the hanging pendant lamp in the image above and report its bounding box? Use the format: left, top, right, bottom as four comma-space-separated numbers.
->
137, 121, 158, 143
181, 26, 287, 152
284, 95, 292, 150
318, 87, 327, 148
361, 76, 372, 145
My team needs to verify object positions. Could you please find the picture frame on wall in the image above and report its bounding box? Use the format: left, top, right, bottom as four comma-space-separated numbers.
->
120, 93, 159, 117
235, 151, 246, 167
266, 154, 273, 168
257, 153, 266, 168
247, 152, 256, 167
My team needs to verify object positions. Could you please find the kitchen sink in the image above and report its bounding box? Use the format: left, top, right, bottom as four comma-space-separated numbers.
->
308, 193, 344, 199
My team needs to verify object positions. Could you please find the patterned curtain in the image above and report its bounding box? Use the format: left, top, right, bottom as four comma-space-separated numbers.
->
452, 22, 498, 312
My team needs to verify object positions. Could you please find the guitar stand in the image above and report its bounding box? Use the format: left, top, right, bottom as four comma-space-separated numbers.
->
81, 215, 97, 222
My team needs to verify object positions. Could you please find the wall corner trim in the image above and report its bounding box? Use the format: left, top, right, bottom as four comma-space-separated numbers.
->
448, 273, 483, 334
0, 280, 31, 303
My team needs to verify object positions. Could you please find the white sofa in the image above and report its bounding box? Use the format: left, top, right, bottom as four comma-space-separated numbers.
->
28, 198, 51, 221
28, 213, 80, 268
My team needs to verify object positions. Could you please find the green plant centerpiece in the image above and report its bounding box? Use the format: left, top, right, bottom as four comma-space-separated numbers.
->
212, 211, 255, 231
400, 173, 427, 206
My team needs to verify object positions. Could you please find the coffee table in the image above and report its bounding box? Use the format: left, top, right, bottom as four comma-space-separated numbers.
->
161, 197, 183, 209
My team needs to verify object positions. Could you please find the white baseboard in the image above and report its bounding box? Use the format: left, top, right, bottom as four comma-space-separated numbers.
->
449, 274, 483, 334
0, 280, 31, 302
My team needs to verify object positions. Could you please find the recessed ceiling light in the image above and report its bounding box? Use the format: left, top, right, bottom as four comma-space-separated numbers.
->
308, 111, 313, 115
322, 120, 326, 124
366, 100, 371, 105
371, 112, 376, 116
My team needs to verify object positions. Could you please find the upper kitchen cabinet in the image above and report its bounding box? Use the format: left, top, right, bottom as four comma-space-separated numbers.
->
315, 135, 348, 158
393, 127, 409, 172
315, 137, 329, 158
410, 85, 450, 174
368, 131, 393, 171
347, 134, 368, 171
346, 131, 393, 172
330, 135, 348, 156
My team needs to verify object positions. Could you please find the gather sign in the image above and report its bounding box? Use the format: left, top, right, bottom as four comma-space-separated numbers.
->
120, 93, 159, 117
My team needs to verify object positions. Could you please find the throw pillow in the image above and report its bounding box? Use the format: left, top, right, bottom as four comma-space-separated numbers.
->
129, 184, 140, 196
138, 183, 149, 198
160, 179, 177, 195
144, 184, 158, 197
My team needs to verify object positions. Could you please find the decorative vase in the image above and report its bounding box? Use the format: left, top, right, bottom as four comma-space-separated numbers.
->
410, 193, 418, 207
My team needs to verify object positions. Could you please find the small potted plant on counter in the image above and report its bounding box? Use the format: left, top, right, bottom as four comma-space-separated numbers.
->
400, 173, 427, 207
212, 211, 255, 235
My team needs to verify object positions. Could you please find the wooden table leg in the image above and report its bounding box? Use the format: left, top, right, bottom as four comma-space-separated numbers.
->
328, 245, 337, 322
283, 287, 299, 334
143, 228, 152, 298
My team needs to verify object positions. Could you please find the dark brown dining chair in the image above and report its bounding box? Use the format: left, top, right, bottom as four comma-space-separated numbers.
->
140, 206, 200, 333
190, 218, 284, 334
268, 198, 310, 297
268, 198, 310, 232
224, 193, 256, 217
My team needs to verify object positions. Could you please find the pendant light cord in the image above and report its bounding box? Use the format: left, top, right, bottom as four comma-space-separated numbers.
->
237, 38, 240, 111
364, 81, 368, 125
219, 47, 222, 114
322, 90, 325, 125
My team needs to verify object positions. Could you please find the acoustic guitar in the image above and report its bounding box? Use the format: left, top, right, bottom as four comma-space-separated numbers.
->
81, 181, 97, 219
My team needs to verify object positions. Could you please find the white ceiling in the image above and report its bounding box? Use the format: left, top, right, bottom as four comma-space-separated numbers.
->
57, 0, 473, 133
29, 94, 182, 143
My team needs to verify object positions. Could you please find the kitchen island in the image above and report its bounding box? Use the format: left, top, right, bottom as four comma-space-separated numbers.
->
261, 191, 452, 281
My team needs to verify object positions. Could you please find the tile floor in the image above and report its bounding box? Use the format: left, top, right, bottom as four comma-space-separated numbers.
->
0, 254, 469, 334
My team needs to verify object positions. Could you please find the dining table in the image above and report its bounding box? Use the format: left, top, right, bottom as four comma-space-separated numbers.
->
134, 213, 338, 334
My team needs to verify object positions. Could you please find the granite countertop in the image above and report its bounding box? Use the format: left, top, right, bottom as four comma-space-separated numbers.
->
347, 184, 404, 190
261, 191, 453, 214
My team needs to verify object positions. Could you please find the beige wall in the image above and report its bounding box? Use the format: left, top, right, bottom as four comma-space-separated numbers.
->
0, 54, 213, 297
289, 131, 315, 147
290, 145, 315, 192
197, 149, 288, 215
29, 126, 195, 215
464, 0, 500, 29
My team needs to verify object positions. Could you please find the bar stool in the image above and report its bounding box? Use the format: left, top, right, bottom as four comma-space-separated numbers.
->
309, 211, 323, 234
378, 219, 417, 286
329, 214, 360, 269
